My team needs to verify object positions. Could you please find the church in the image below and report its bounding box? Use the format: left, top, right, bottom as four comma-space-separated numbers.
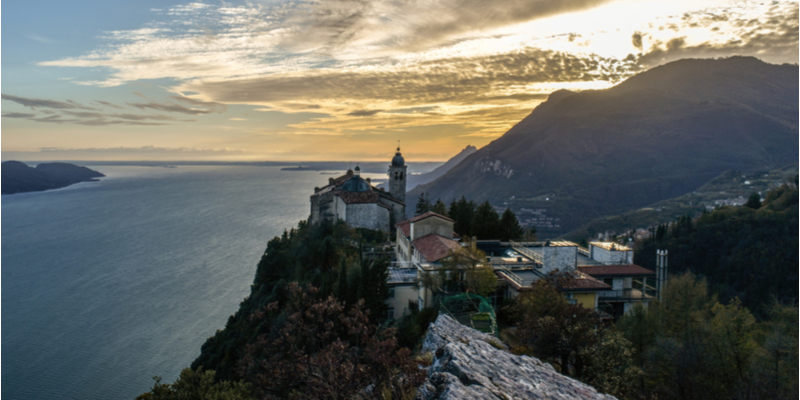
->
309, 147, 407, 232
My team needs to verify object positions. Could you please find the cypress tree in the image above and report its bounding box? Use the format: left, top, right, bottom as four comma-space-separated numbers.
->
337, 259, 349, 304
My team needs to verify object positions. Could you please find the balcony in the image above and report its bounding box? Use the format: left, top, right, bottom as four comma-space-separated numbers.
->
598, 288, 654, 301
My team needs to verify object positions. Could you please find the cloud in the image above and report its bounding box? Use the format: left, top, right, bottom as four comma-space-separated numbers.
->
2, 112, 37, 119
279, 0, 615, 53
2, 99, 192, 126
38, 145, 243, 154
126, 101, 216, 115
636, 1, 799, 67
347, 109, 383, 117
94, 100, 124, 109
2, 94, 96, 110
632, 32, 643, 50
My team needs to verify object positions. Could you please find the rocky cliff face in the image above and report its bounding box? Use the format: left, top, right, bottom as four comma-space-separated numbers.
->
417, 315, 617, 400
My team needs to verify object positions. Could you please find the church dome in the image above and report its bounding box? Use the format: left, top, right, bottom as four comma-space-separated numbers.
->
391, 147, 405, 166
340, 175, 371, 192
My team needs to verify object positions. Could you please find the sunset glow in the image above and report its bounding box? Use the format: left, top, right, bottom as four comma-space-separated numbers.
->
3, 0, 798, 161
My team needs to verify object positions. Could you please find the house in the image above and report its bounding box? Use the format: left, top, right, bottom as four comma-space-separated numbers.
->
392, 211, 464, 312
309, 147, 407, 232
482, 240, 657, 317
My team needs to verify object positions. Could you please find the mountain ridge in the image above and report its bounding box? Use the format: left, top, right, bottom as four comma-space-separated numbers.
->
409, 57, 798, 236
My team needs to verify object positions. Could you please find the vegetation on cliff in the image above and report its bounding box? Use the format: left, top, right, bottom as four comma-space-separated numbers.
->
139, 220, 422, 399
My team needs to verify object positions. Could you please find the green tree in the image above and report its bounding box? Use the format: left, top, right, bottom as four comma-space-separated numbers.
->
448, 196, 475, 236
415, 193, 431, 215
431, 198, 448, 216
513, 278, 639, 397
471, 201, 500, 239
745, 192, 761, 209
441, 241, 497, 297
137, 368, 252, 400
499, 208, 524, 241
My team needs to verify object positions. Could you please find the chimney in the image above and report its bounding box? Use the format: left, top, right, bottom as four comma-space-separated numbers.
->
656, 250, 669, 302
329, 177, 335, 185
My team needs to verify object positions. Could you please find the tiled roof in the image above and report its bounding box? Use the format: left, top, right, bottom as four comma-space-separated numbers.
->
397, 221, 411, 237
409, 211, 454, 223
336, 191, 381, 204
412, 233, 462, 262
578, 264, 655, 277
559, 271, 611, 291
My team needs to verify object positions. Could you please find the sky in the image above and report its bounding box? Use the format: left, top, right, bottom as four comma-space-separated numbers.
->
2, 0, 798, 162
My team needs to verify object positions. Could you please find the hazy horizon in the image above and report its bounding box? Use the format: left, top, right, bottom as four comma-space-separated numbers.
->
3, 0, 798, 161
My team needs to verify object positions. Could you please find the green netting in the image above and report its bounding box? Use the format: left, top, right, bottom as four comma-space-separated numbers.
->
439, 293, 497, 335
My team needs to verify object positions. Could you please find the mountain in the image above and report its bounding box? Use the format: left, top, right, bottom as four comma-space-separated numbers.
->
409, 57, 798, 237
378, 145, 478, 192
2, 161, 105, 194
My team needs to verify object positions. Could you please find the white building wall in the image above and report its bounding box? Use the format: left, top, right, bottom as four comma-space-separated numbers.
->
542, 245, 577, 274
411, 217, 454, 241
386, 285, 418, 318
590, 244, 633, 265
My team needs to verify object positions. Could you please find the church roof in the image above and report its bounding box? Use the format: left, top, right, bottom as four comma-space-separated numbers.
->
392, 146, 405, 167
412, 233, 462, 263
340, 175, 371, 192
337, 191, 381, 204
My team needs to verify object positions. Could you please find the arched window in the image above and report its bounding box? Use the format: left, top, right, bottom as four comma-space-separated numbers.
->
395, 172, 399, 180
400, 172, 404, 180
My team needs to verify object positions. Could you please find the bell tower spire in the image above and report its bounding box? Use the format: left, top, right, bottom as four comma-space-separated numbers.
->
388, 144, 407, 207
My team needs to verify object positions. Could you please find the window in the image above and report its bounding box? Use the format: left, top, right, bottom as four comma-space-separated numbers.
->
388, 287, 395, 298
385, 308, 395, 321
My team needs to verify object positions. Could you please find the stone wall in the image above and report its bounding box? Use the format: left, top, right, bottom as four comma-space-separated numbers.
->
411, 216, 454, 241
542, 245, 577, 274
417, 315, 617, 400
346, 203, 389, 231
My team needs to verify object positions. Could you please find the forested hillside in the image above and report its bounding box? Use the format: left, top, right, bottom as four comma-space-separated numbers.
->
634, 184, 798, 317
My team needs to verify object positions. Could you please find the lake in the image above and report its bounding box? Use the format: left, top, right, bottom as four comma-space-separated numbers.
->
2, 165, 371, 399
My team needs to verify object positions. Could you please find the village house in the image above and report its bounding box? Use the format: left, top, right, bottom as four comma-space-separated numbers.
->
387, 214, 662, 320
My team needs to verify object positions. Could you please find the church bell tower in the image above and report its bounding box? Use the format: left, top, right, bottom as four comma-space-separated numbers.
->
388, 146, 407, 205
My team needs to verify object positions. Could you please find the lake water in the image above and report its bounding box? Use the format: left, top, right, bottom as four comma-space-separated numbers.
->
1, 165, 352, 400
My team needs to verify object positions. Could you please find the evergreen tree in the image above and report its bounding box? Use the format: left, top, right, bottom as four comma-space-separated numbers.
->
432, 198, 448, 216
471, 201, 501, 239
336, 259, 349, 305
746, 191, 761, 209
415, 193, 431, 215
499, 208, 524, 241
449, 196, 475, 237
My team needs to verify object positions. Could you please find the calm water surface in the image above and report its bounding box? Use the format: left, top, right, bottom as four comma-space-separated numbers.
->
2, 166, 330, 400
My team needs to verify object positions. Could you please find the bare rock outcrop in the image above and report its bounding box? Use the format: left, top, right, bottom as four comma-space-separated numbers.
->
416, 315, 617, 400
